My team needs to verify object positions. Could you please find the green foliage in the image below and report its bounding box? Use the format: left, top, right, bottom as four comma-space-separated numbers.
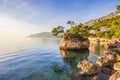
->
63, 23, 89, 40
117, 54, 120, 61
67, 20, 71, 24
89, 16, 120, 38
117, 5, 120, 11
69, 26, 80, 35
104, 31, 112, 39
51, 26, 64, 36
56, 26, 64, 33
67, 20, 75, 26
96, 32, 104, 38
51, 28, 59, 36
69, 23, 89, 37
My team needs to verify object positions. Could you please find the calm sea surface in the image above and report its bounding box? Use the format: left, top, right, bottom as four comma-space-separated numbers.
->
0, 38, 110, 80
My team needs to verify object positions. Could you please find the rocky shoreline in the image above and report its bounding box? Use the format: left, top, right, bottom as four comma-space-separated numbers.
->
60, 35, 120, 80
76, 40, 120, 80
59, 37, 120, 80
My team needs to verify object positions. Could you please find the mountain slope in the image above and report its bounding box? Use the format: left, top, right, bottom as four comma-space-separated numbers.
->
84, 11, 120, 26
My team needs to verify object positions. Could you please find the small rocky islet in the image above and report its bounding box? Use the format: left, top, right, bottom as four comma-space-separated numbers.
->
60, 36, 89, 50
59, 36, 120, 80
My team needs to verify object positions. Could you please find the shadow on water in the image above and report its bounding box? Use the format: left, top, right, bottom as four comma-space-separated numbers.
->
57, 49, 90, 80
45, 49, 90, 80
60, 49, 89, 68
58, 47, 110, 80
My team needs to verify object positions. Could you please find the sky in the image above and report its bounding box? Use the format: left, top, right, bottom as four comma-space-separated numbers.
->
0, 0, 120, 38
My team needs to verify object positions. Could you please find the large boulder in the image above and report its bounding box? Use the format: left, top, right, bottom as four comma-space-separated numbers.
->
109, 71, 120, 80
107, 40, 119, 48
60, 38, 89, 50
96, 51, 117, 67
77, 60, 98, 75
107, 40, 120, 53
114, 62, 120, 71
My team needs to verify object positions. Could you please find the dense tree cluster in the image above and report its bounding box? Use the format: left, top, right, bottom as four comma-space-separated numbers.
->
89, 16, 120, 39
63, 23, 89, 40
117, 5, 120, 11
51, 26, 64, 36
67, 20, 75, 26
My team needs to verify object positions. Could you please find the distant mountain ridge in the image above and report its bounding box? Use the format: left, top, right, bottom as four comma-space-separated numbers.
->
28, 32, 56, 38
84, 11, 120, 26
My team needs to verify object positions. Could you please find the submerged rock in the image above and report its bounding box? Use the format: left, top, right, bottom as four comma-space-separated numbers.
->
72, 73, 99, 80
52, 64, 68, 73
77, 60, 98, 75
100, 67, 114, 74
60, 38, 89, 50
110, 71, 120, 80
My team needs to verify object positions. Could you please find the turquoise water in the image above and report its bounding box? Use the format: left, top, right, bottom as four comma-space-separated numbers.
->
0, 38, 109, 80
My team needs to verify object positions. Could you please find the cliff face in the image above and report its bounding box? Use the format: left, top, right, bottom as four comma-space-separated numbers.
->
60, 38, 90, 50
84, 11, 120, 26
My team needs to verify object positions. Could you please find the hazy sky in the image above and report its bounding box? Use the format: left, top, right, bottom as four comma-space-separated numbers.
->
0, 0, 120, 38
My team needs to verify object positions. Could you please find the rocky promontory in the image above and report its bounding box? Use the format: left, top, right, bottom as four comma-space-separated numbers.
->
60, 37, 89, 50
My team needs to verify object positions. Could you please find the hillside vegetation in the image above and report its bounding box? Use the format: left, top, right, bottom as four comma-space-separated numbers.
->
51, 5, 120, 39
63, 11, 120, 39
89, 16, 120, 38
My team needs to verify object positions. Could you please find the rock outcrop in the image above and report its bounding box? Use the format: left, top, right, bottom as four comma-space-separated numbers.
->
77, 60, 98, 75
110, 71, 120, 80
107, 40, 120, 53
114, 62, 120, 71
109, 62, 120, 80
60, 38, 89, 50
96, 51, 117, 67
107, 40, 120, 48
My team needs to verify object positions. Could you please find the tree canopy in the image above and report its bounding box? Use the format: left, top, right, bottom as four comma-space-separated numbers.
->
51, 26, 64, 36
117, 5, 120, 11
67, 20, 75, 27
